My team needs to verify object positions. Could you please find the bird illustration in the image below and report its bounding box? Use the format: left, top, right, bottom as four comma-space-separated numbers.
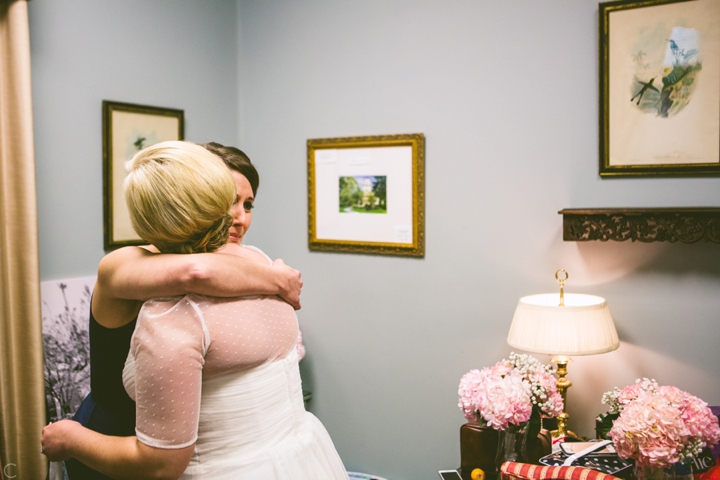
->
133, 136, 146, 151
669, 40, 684, 63
630, 78, 658, 105
668, 39, 698, 65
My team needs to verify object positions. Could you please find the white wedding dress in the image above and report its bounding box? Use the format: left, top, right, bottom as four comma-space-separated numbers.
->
123, 246, 348, 480
125, 348, 347, 479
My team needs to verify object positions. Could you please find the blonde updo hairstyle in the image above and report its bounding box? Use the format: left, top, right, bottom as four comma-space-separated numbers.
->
124, 140, 236, 254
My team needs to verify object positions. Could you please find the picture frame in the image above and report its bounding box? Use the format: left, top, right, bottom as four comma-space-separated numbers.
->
599, 0, 720, 177
307, 133, 425, 257
102, 100, 184, 249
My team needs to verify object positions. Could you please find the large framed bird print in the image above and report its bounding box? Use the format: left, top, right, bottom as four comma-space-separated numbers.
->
599, 0, 720, 177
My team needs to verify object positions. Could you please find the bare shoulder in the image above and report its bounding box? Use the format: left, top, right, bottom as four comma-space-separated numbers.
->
93, 246, 153, 328
91, 283, 142, 329
98, 245, 156, 271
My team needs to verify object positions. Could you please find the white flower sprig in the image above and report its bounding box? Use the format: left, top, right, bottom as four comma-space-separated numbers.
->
504, 352, 564, 418
602, 377, 658, 415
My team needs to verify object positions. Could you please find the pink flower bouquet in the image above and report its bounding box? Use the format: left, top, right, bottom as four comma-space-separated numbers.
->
458, 353, 563, 431
606, 379, 720, 470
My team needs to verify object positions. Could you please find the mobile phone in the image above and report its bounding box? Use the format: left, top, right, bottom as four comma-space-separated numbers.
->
438, 470, 463, 480
560, 442, 615, 455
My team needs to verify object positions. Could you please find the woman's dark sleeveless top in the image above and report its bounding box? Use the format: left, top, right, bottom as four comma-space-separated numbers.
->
88, 307, 137, 419
66, 308, 137, 479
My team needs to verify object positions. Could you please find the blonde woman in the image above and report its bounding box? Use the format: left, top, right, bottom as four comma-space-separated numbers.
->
62, 141, 301, 480
42, 141, 348, 480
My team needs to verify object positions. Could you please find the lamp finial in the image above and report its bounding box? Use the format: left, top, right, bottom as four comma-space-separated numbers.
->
555, 269, 568, 306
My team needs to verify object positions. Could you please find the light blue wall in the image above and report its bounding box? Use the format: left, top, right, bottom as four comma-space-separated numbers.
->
236, 1, 720, 479
29, 0, 240, 280
29, 1, 720, 479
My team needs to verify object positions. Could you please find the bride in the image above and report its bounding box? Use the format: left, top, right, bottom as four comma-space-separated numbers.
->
41, 141, 349, 480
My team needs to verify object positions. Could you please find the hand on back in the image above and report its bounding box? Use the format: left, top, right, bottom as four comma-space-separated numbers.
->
273, 258, 302, 310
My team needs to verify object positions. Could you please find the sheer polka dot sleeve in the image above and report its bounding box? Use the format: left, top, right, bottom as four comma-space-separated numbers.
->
131, 296, 209, 449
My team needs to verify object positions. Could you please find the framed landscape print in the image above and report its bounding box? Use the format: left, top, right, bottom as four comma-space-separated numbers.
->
307, 133, 425, 257
599, 0, 720, 176
102, 100, 184, 249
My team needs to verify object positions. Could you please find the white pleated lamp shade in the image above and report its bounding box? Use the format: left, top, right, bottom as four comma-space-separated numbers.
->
507, 293, 619, 356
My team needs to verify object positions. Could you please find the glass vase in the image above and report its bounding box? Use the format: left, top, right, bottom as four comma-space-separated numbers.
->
635, 464, 693, 480
495, 422, 529, 472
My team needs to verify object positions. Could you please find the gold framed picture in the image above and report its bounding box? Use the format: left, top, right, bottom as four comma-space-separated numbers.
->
599, 0, 720, 177
102, 100, 184, 250
307, 133, 425, 257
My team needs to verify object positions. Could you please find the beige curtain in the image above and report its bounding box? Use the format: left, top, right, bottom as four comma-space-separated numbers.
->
0, 0, 46, 478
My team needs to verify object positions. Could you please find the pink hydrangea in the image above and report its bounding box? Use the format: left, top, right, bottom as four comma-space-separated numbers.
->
658, 386, 720, 449
459, 369, 484, 423
474, 368, 532, 430
608, 381, 720, 469
611, 394, 687, 468
544, 390, 565, 418
489, 362, 514, 378
603, 378, 658, 414
617, 383, 646, 404
458, 353, 563, 429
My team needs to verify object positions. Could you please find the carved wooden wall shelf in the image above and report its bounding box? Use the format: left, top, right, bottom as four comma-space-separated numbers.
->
559, 208, 720, 244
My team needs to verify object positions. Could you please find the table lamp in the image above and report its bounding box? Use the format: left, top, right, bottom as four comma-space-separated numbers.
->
506, 270, 619, 439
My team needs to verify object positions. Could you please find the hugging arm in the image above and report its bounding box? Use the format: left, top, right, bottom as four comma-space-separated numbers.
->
42, 298, 206, 479
41, 422, 192, 480
95, 246, 301, 319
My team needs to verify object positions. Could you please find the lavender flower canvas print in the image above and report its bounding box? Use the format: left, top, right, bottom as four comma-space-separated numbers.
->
41, 276, 95, 422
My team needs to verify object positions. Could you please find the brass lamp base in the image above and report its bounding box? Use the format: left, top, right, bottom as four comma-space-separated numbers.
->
551, 355, 580, 440
550, 412, 581, 439
551, 429, 581, 440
